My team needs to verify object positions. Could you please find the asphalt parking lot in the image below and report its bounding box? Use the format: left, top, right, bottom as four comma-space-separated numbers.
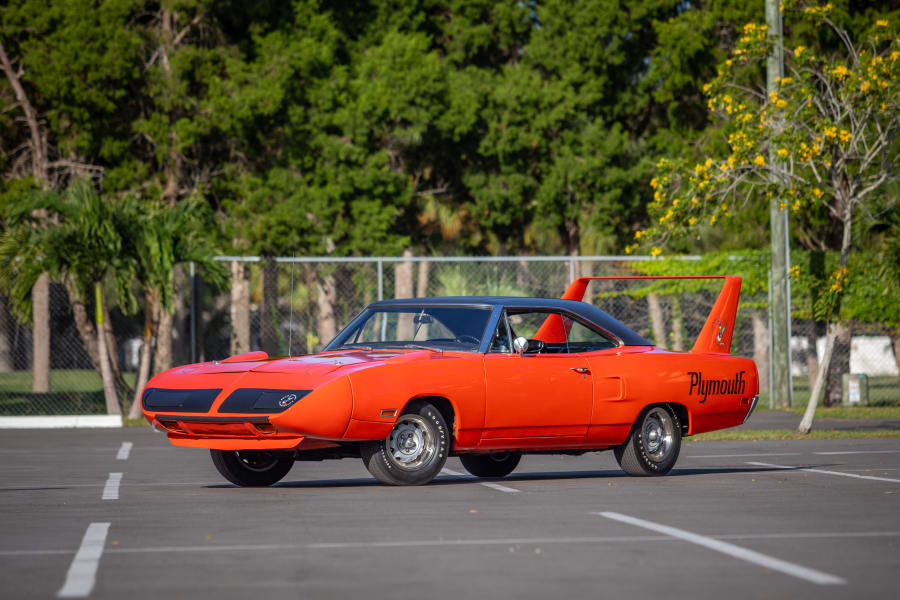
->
1, 428, 899, 599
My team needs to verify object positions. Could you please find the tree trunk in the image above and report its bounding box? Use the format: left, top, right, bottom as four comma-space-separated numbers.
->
416, 260, 429, 298
0, 295, 12, 372
230, 261, 250, 355
154, 308, 173, 374
806, 251, 825, 389
1, 43, 53, 388
824, 322, 851, 407
671, 297, 684, 352
315, 272, 338, 348
798, 322, 836, 433
31, 273, 50, 393
65, 279, 101, 372
798, 197, 853, 432
395, 248, 414, 339
102, 297, 129, 400
647, 293, 666, 348
95, 283, 119, 415
129, 291, 158, 419
752, 310, 770, 396
516, 260, 529, 289
170, 267, 190, 366
260, 259, 279, 356
802, 319, 820, 390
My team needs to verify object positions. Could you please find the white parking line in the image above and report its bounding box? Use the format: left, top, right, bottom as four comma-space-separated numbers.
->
684, 453, 802, 458
813, 450, 900, 455
101, 473, 122, 500
57, 522, 110, 598
6, 530, 899, 558
594, 512, 845, 585
116, 442, 133, 460
440, 467, 519, 493
748, 462, 900, 483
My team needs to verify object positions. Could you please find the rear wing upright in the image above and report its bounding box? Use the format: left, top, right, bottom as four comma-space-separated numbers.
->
560, 275, 743, 354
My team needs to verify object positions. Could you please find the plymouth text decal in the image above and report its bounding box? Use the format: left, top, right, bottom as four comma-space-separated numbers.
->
688, 370, 746, 403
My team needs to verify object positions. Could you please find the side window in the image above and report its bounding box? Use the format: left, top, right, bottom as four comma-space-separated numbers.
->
488, 312, 513, 353
565, 318, 618, 352
508, 311, 569, 353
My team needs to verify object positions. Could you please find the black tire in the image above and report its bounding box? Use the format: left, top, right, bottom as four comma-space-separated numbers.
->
210, 449, 295, 487
459, 453, 522, 478
361, 401, 449, 485
614, 405, 681, 476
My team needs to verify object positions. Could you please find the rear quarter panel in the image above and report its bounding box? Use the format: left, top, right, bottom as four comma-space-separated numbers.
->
586, 347, 758, 443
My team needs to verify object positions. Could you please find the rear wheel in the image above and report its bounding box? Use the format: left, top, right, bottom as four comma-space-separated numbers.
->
614, 405, 681, 476
459, 452, 521, 478
361, 401, 449, 485
210, 449, 295, 487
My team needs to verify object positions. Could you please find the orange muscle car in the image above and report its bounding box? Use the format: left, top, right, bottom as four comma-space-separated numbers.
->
142, 276, 759, 486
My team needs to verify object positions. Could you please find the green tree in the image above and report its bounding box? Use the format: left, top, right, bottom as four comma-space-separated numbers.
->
127, 198, 226, 417
638, 5, 899, 430
1, 0, 141, 394
0, 181, 139, 414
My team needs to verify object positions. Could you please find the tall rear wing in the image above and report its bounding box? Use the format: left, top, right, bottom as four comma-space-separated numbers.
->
561, 276, 743, 354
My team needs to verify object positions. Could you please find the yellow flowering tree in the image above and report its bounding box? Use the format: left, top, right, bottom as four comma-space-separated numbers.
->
635, 3, 899, 431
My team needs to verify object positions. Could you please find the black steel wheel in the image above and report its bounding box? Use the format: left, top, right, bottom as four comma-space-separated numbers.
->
361, 401, 449, 485
614, 405, 681, 476
210, 449, 295, 487
459, 452, 521, 478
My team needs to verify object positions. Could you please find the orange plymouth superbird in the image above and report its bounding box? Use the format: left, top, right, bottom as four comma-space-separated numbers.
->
142, 276, 759, 486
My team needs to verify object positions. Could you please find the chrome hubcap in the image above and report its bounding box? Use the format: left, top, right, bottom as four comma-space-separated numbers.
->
642, 407, 675, 463
388, 416, 435, 470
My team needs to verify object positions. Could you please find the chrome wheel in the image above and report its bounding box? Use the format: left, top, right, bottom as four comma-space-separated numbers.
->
642, 407, 676, 464
387, 415, 436, 470
362, 402, 449, 485
614, 404, 682, 476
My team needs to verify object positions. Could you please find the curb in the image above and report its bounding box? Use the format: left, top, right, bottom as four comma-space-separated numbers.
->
0, 415, 123, 429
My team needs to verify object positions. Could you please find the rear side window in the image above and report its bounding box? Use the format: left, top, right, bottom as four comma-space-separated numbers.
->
564, 317, 618, 352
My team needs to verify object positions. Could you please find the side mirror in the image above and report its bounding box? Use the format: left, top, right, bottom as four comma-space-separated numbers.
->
513, 336, 528, 354
514, 337, 544, 355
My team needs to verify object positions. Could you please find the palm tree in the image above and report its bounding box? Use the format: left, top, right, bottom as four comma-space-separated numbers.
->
126, 198, 226, 418
0, 180, 138, 414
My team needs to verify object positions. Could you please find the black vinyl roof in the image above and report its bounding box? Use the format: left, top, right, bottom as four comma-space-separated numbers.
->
369, 296, 652, 346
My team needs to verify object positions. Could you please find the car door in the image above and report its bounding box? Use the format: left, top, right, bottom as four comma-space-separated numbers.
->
481, 310, 593, 438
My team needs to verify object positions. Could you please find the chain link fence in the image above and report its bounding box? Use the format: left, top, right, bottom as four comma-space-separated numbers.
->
1, 256, 898, 415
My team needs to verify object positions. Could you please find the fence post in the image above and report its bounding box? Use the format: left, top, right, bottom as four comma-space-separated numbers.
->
377, 258, 383, 301
568, 257, 576, 283
768, 266, 775, 409
189, 261, 197, 363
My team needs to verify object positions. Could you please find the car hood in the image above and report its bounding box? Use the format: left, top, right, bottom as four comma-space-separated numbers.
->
158, 349, 438, 381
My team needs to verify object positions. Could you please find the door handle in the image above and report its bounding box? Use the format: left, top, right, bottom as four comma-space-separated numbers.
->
571, 367, 590, 374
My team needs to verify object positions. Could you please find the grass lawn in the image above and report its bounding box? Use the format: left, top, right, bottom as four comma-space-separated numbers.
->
0, 369, 136, 392
757, 375, 899, 418
689, 428, 900, 441
0, 370, 137, 416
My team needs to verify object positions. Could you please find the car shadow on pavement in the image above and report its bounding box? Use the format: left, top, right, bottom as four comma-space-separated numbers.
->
203, 464, 795, 489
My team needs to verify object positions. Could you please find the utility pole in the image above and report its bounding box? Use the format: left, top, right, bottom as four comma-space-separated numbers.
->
766, 0, 793, 408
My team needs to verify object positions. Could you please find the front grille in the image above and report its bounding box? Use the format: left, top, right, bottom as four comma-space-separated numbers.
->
142, 388, 221, 413
217, 388, 311, 413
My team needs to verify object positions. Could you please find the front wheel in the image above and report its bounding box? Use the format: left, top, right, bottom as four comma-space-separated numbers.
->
459, 452, 521, 478
210, 449, 295, 487
614, 405, 681, 476
361, 401, 449, 485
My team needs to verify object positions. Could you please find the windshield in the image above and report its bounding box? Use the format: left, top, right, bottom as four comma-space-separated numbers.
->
326, 306, 492, 352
